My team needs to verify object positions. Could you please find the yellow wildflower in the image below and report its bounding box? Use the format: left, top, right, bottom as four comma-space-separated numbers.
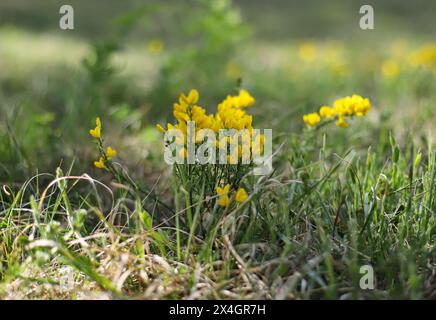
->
181, 89, 199, 105
218, 194, 230, 207
409, 44, 436, 72
174, 110, 190, 123
299, 42, 317, 62
89, 117, 101, 139
319, 106, 336, 118
216, 184, 231, 207
332, 95, 371, 117
174, 101, 187, 113
234, 89, 255, 108
106, 147, 117, 160
353, 97, 371, 117
146, 39, 164, 55
94, 157, 105, 169
216, 184, 230, 196
333, 97, 354, 116
303, 112, 321, 128
235, 188, 248, 203
382, 60, 400, 78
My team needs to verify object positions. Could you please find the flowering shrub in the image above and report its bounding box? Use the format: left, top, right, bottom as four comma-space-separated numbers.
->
155, 89, 264, 209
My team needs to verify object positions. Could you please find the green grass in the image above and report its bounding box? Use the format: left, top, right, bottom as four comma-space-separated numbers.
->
0, 0, 435, 299
0, 131, 435, 299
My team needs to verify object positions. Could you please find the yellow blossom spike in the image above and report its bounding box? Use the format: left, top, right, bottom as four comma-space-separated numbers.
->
94, 157, 105, 169
235, 188, 248, 203
106, 147, 117, 160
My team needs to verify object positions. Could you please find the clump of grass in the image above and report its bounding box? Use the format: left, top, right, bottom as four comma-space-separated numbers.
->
1, 117, 435, 299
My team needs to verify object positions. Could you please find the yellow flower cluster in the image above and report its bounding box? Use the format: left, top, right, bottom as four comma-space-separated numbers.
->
216, 184, 248, 207
303, 95, 371, 129
381, 59, 400, 78
146, 39, 164, 55
298, 42, 317, 62
409, 44, 436, 73
156, 89, 264, 159
89, 117, 117, 169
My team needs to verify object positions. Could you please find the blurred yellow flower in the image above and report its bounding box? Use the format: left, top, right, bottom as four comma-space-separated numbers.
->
353, 97, 371, 117
89, 117, 101, 139
106, 146, 117, 160
333, 95, 371, 117
147, 39, 164, 55
319, 106, 336, 118
94, 157, 105, 169
299, 42, 317, 62
233, 89, 255, 108
303, 95, 370, 129
216, 184, 231, 207
218, 194, 230, 207
303, 112, 321, 128
186, 89, 200, 105
409, 43, 436, 72
382, 60, 400, 78
235, 188, 248, 203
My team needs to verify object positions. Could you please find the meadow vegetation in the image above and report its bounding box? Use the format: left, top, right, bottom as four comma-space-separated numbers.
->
0, 0, 435, 299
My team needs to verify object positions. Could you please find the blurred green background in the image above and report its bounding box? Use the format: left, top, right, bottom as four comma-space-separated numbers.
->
0, 0, 435, 182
